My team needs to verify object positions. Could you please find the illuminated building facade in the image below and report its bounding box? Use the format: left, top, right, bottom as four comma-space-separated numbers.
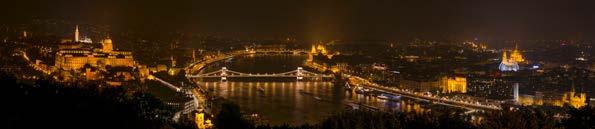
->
555, 91, 587, 108
195, 112, 213, 128
54, 26, 135, 70
311, 44, 328, 55
309, 43, 336, 61
510, 44, 525, 63
398, 76, 467, 93
308, 44, 326, 62
517, 90, 587, 109
306, 43, 342, 73
499, 44, 525, 72
440, 76, 467, 93
515, 77, 587, 109
102, 38, 113, 52
499, 51, 520, 71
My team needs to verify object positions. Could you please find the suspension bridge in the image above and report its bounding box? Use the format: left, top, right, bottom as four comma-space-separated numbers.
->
186, 67, 333, 81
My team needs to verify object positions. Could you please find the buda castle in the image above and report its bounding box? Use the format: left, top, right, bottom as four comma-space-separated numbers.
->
54, 25, 135, 70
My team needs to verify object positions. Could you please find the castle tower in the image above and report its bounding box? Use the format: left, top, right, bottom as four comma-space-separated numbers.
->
74, 25, 80, 42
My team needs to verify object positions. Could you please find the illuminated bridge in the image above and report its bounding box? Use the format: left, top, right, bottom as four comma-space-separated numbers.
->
184, 49, 309, 75
186, 67, 332, 81
347, 76, 502, 111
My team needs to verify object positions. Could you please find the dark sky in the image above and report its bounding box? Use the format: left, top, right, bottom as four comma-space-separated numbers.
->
2, 0, 594, 41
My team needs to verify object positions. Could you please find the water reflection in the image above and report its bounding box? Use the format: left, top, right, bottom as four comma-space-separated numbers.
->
202, 81, 339, 125
196, 55, 435, 125
200, 80, 437, 125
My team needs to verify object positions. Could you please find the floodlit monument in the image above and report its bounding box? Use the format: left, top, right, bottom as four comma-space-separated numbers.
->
54, 25, 135, 70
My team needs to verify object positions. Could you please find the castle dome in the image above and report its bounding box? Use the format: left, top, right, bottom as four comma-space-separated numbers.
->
102, 37, 113, 52
103, 38, 113, 44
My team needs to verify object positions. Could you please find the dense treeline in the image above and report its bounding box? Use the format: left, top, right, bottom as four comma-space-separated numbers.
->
1, 73, 188, 129
317, 110, 471, 129
214, 101, 594, 129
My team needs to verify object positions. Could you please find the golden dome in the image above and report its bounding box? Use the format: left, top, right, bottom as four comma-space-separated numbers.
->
103, 38, 113, 44
102, 38, 114, 52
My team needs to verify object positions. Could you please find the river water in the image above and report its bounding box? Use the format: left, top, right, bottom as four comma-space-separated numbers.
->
194, 54, 428, 125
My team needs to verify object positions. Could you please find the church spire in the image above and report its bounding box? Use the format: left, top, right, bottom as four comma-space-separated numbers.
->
502, 51, 508, 60
74, 25, 80, 42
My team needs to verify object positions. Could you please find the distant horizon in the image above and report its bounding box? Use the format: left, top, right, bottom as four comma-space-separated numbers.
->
1, 0, 594, 41
5, 21, 595, 43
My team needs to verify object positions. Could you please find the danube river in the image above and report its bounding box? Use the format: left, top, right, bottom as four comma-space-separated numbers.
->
194, 54, 429, 125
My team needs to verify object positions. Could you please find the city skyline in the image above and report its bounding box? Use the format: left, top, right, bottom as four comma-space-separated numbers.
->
1, 1, 593, 129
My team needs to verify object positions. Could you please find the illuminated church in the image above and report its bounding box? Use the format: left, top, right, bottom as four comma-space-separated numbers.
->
509, 45, 525, 63
311, 44, 328, 55
499, 46, 524, 72
306, 43, 342, 73
54, 25, 135, 70
517, 86, 587, 109
309, 43, 337, 60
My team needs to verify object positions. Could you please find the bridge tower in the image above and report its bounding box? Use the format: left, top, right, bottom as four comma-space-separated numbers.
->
221, 67, 228, 81
296, 67, 304, 80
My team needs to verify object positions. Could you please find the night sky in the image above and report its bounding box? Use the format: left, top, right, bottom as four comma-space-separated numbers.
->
2, 0, 594, 41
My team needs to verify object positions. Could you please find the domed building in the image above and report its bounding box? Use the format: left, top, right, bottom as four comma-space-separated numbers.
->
510, 44, 525, 63
499, 51, 520, 72
102, 38, 113, 52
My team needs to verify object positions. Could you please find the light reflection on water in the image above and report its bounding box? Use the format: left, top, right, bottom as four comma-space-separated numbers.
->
195, 55, 429, 125
201, 81, 342, 125
199, 80, 430, 125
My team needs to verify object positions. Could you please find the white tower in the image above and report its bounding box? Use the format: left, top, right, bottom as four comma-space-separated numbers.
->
296, 67, 304, 80
221, 67, 228, 81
